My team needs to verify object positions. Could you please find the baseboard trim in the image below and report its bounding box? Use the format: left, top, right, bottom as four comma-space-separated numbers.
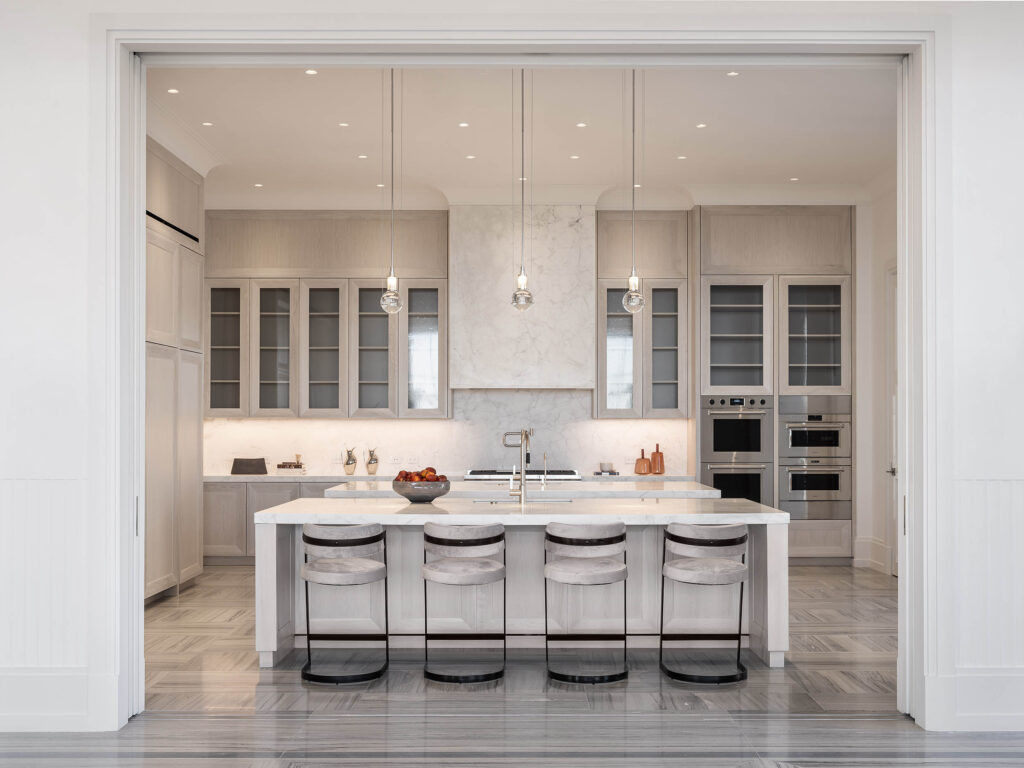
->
922, 672, 1024, 731
853, 536, 892, 573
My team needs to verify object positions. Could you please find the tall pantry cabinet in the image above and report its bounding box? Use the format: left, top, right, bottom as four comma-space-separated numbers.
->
145, 138, 206, 599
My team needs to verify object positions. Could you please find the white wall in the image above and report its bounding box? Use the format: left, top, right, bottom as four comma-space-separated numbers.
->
3, 0, 1024, 734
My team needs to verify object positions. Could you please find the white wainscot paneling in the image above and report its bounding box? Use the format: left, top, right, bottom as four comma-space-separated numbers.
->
449, 205, 596, 389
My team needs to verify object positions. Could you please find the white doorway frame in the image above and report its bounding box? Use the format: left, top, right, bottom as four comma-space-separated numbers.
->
101, 24, 934, 728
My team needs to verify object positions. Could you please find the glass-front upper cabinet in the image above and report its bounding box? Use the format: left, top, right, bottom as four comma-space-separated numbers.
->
642, 279, 688, 417
299, 279, 348, 416
596, 280, 644, 417
348, 279, 399, 417
206, 279, 250, 416
249, 279, 299, 417
701, 275, 774, 397
399, 279, 448, 418
778, 275, 851, 394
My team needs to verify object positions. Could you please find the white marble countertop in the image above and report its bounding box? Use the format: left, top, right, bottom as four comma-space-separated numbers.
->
255, 496, 788, 525
323, 479, 720, 500
206, 473, 697, 484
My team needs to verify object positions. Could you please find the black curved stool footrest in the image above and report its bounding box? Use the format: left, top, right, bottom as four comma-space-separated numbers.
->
301, 659, 388, 685
659, 659, 746, 684
424, 667, 504, 684
547, 668, 628, 685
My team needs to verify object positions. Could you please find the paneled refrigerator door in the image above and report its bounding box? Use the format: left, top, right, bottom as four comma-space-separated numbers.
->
700, 275, 774, 396
399, 279, 448, 418
778, 275, 852, 395
249, 279, 299, 416
299, 279, 348, 417
596, 279, 644, 418
205, 279, 250, 416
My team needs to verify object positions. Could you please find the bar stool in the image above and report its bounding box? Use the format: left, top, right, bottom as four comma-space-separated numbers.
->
300, 523, 388, 684
543, 521, 628, 684
659, 522, 748, 684
422, 522, 506, 683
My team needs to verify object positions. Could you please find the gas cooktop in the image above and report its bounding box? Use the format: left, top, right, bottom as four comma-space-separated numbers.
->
464, 469, 582, 481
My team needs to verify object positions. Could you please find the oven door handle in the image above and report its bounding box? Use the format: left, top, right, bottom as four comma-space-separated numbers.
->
785, 466, 848, 473
786, 422, 847, 430
706, 409, 768, 416
706, 463, 770, 470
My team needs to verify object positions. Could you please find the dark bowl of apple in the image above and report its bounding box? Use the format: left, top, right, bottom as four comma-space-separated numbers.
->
392, 468, 450, 503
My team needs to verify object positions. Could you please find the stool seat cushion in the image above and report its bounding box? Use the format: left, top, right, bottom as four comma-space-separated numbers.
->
544, 556, 627, 585
423, 557, 506, 586
663, 557, 747, 586
302, 557, 386, 586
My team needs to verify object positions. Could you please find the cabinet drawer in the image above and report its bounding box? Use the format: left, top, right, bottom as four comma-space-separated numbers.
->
788, 519, 852, 558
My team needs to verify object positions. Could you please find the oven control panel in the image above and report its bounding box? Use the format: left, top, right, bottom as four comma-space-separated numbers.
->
705, 396, 770, 408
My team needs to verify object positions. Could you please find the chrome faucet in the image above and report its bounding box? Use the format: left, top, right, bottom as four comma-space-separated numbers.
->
502, 429, 534, 509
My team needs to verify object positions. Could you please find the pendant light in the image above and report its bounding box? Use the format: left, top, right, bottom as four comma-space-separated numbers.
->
380, 68, 403, 315
622, 69, 646, 314
511, 68, 534, 311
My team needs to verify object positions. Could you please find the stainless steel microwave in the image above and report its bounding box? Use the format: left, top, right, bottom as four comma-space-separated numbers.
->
778, 458, 852, 503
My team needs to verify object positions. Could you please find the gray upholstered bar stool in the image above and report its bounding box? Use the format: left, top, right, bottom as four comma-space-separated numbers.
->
659, 522, 748, 684
422, 522, 506, 683
301, 523, 388, 684
543, 521, 628, 684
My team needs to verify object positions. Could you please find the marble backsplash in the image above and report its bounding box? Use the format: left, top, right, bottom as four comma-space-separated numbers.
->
203, 389, 690, 477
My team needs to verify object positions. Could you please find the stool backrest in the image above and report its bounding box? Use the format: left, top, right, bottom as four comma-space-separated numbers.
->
665, 523, 747, 558
302, 523, 385, 560
544, 521, 627, 558
423, 522, 505, 558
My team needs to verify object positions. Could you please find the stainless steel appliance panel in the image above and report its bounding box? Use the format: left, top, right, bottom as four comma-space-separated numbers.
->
779, 418, 851, 458
779, 500, 852, 520
701, 462, 773, 506
778, 395, 852, 416
700, 395, 773, 463
778, 459, 852, 502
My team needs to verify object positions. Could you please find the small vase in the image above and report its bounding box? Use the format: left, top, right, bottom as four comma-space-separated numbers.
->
366, 448, 379, 476
344, 447, 357, 476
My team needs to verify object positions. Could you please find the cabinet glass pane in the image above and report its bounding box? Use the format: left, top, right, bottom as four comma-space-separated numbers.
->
606, 286, 634, 410
710, 338, 763, 365
309, 383, 339, 410
210, 315, 240, 346
359, 383, 388, 409
789, 307, 840, 335
359, 350, 389, 383
652, 316, 677, 348
408, 288, 439, 314
210, 349, 239, 381
259, 383, 289, 409
260, 288, 290, 313
787, 283, 843, 388
260, 349, 289, 381
652, 349, 677, 382
651, 288, 678, 314
789, 337, 841, 365
708, 282, 764, 388
308, 288, 339, 315
710, 285, 762, 305
789, 284, 840, 305
710, 308, 762, 335
359, 288, 386, 313
210, 382, 240, 409
308, 316, 339, 348
710, 366, 763, 387
789, 365, 841, 387
408, 312, 439, 411
259, 315, 290, 347
211, 287, 240, 313
308, 349, 339, 382
651, 383, 678, 410
359, 316, 388, 347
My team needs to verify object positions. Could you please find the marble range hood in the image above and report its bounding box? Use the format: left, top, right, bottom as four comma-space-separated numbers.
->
448, 204, 597, 389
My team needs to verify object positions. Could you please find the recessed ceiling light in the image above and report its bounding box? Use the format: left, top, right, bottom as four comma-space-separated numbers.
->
166, 88, 179, 94
458, 122, 469, 128
634, 184, 642, 188
726, 71, 740, 77
696, 123, 707, 128
676, 155, 687, 160
789, 177, 800, 182
465, 155, 476, 160
201, 122, 213, 127
376, 183, 385, 188
518, 177, 527, 181
357, 154, 368, 159
338, 122, 349, 127
569, 155, 580, 160
253, 183, 263, 188
305, 69, 318, 75
575, 122, 587, 128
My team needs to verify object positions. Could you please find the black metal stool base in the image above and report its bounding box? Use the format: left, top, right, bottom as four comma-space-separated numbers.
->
424, 667, 504, 684
659, 659, 747, 684
301, 659, 388, 685
547, 668, 628, 685
423, 631, 505, 685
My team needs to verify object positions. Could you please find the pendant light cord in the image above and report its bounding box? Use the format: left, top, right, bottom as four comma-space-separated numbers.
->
631, 68, 636, 278
389, 68, 396, 277
520, 67, 526, 276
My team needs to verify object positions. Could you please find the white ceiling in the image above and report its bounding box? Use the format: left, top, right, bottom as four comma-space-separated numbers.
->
147, 65, 897, 209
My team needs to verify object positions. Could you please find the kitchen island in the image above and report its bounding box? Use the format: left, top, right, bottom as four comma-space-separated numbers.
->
324, 479, 721, 500
255, 496, 789, 669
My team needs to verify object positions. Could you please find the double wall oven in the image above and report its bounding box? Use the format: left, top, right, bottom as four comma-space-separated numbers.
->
777, 396, 852, 520
700, 395, 773, 505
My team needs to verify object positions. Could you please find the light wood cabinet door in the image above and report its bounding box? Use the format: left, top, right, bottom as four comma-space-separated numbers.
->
146, 228, 179, 347
147, 137, 204, 245
250, 279, 299, 417
299, 279, 348, 417
176, 351, 204, 583
788, 520, 852, 558
597, 211, 688, 279
348, 279, 399, 418
202, 483, 247, 557
777, 275, 852, 395
178, 246, 205, 353
596, 279, 644, 418
246, 484, 300, 556
399, 279, 448, 418
300, 482, 338, 498
642, 279, 688, 418
205, 279, 250, 416
145, 343, 178, 598
700, 275, 774, 397
700, 206, 852, 275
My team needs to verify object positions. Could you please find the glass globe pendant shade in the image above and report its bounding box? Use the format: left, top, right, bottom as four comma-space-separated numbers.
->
380, 272, 403, 314
622, 271, 645, 313
511, 269, 533, 311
